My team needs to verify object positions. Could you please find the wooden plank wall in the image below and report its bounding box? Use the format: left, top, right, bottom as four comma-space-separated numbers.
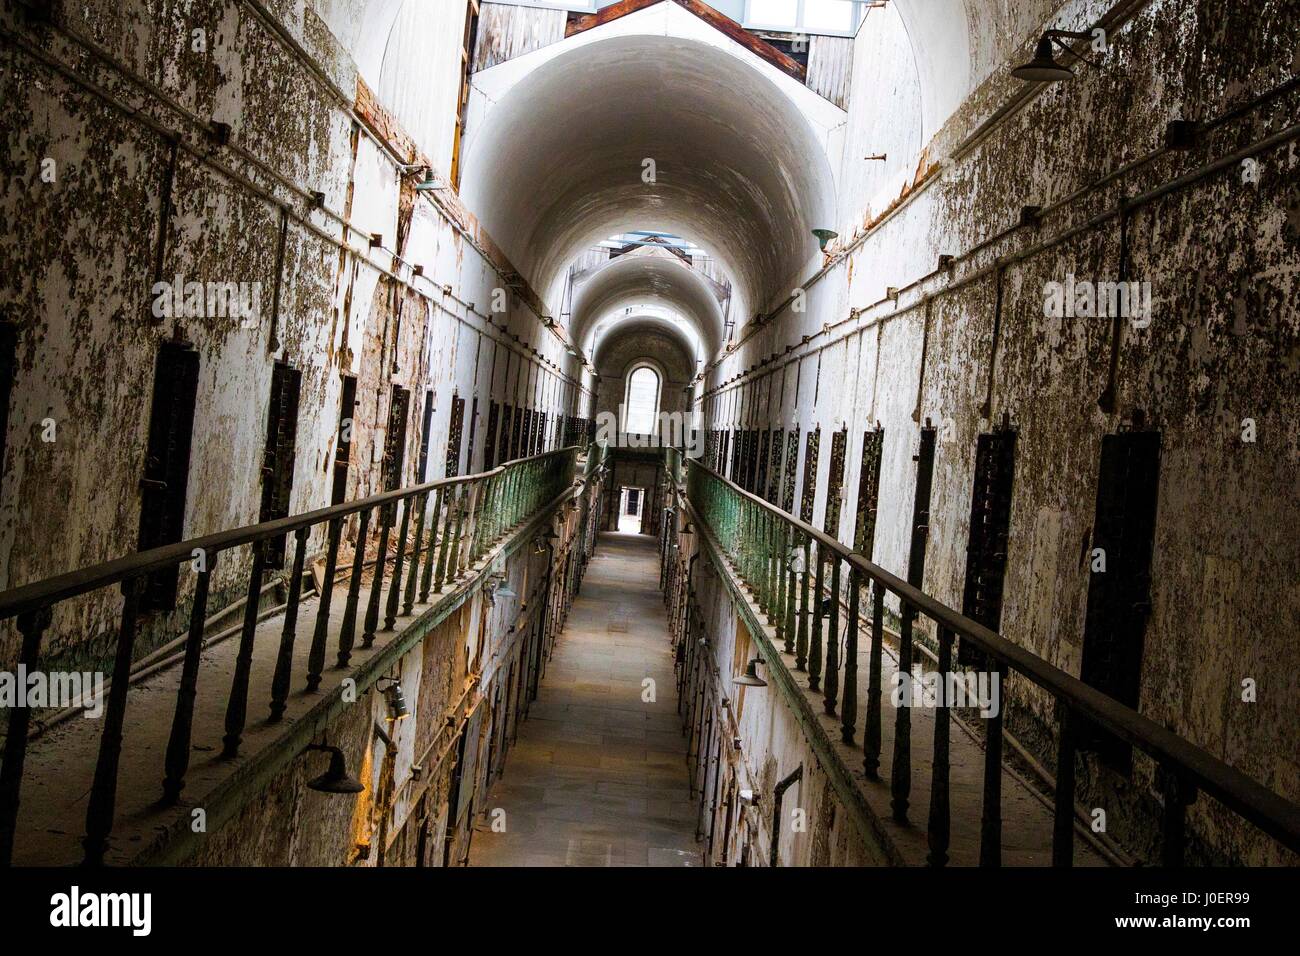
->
806, 35, 854, 109
473, 2, 568, 72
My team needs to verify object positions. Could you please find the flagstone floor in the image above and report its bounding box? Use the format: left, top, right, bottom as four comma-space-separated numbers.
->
467, 533, 701, 867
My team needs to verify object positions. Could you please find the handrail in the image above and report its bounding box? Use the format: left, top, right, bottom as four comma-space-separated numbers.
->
0, 447, 578, 621
677, 457, 1300, 864
0, 446, 583, 866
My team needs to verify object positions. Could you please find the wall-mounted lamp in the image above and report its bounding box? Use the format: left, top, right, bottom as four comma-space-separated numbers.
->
483, 571, 516, 606
1011, 30, 1098, 83
812, 229, 839, 252
532, 529, 559, 554
303, 744, 365, 794
734, 657, 768, 688
377, 677, 410, 721
414, 168, 446, 192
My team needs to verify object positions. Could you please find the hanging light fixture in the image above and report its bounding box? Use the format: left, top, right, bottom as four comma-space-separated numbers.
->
787, 546, 806, 575
484, 570, 516, 605
812, 229, 838, 252
1011, 29, 1099, 83
413, 167, 446, 192
377, 678, 410, 721
734, 658, 768, 688
304, 744, 365, 794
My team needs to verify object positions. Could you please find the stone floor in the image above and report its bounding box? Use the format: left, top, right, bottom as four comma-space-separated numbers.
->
467, 533, 702, 867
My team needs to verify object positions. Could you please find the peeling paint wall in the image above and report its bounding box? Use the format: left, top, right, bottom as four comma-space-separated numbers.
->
684, 546, 888, 867
0, 1, 583, 679
700, 0, 1300, 864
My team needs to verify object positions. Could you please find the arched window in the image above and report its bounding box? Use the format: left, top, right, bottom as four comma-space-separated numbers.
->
624, 366, 661, 436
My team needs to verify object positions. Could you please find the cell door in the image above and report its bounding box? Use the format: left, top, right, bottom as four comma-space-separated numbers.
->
853, 427, 884, 557
138, 341, 201, 609
958, 426, 1016, 667
1079, 430, 1161, 772
259, 361, 302, 567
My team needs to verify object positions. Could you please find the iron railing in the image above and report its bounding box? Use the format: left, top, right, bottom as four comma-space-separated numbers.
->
676, 458, 1300, 866
0, 446, 580, 866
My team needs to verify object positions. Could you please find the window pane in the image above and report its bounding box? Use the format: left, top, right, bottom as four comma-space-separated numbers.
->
748, 0, 798, 28
625, 367, 660, 435
803, 0, 854, 32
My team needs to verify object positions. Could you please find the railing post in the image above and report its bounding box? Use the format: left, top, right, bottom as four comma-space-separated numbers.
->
796, 535, 810, 671
979, 660, 1006, 866
419, 489, 441, 603
269, 528, 308, 720
434, 487, 455, 591
927, 625, 952, 866
823, 557, 840, 714
808, 547, 825, 691
362, 509, 392, 648
863, 584, 884, 778
384, 498, 411, 630
1052, 701, 1076, 867
337, 507, 371, 668
1161, 767, 1197, 867
161, 553, 216, 805
83, 577, 145, 865
0, 605, 52, 865
890, 602, 914, 822
403, 490, 428, 615
221, 542, 267, 759
307, 517, 343, 689
840, 566, 859, 745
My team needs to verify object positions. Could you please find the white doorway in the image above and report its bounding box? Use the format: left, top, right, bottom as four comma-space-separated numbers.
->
617, 486, 644, 533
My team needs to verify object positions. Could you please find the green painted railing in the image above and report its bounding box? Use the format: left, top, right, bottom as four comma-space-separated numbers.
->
0, 446, 580, 867
677, 458, 1300, 867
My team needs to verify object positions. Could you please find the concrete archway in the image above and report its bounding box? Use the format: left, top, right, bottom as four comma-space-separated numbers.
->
461, 27, 839, 328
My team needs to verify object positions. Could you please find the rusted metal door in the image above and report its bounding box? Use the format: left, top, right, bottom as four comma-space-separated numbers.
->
959, 423, 1016, 666
1079, 429, 1161, 772
138, 341, 201, 608
259, 361, 302, 567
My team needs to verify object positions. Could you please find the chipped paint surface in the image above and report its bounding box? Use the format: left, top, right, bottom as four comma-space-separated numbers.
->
700, 0, 1300, 864
0, 0, 581, 680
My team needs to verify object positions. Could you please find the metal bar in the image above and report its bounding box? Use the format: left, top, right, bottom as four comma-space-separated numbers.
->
808, 547, 824, 692
403, 490, 428, 615
161, 556, 215, 804
82, 578, 144, 865
891, 602, 913, 823
221, 544, 267, 759
927, 626, 952, 867
979, 661, 1006, 866
269, 528, 308, 719
336, 508, 370, 668
823, 557, 840, 714
306, 517, 342, 689
840, 566, 859, 745
362, 516, 392, 649
384, 499, 411, 630
0, 606, 52, 865
1052, 703, 1077, 867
